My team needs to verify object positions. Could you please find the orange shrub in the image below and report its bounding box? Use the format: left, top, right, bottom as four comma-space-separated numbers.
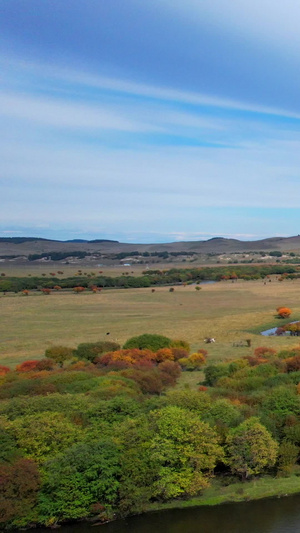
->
73, 286, 85, 293
96, 348, 156, 369
155, 348, 174, 363
277, 307, 292, 318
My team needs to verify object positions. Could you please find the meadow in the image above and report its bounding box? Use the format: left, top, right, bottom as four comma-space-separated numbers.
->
1, 277, 300, 368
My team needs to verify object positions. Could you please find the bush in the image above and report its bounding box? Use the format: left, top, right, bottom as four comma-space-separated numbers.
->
123, 334, 172, 351
45, 346, 75, 367
254, 347, 277, 358
277, 307, 292, 318
75, 341, 120, 362
178, 352, 206, 371
170, 339, 190, 352
15, 360, 39, 373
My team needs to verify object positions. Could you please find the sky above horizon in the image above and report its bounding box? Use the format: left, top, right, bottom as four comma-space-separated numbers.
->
1, 1, 300, 243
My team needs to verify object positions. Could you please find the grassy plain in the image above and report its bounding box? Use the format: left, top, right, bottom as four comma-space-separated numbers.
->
1, 278, 300, 368
149, 474, 300, 511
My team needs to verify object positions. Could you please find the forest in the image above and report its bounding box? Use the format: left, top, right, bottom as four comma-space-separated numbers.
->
1, 333, 300, 529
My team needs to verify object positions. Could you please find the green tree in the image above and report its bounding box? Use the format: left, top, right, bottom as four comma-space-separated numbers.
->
44, 346, 75, 367
6, 412, 84, 464
123, 334, 172, 351
75, 341, 120, 362
226, 417, 278, 479
39, 440, 120, 524
149, 406, 223, 499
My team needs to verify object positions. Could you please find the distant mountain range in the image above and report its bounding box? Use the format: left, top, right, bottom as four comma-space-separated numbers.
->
1, 235, 300, 257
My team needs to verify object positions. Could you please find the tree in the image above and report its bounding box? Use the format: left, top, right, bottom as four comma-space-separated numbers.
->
149, 406, 223, 499
6, 412, 83, 464
44, 346, 75, 367
76, 341, 120, 362
277, 307, 291, 318
0, 458, 40, 529
226, 417, 278, 479
39, 440, 120, 523
123, 334, 172, 351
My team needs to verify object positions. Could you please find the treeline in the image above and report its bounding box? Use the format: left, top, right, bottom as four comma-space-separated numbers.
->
28, 251, 91, 261
1, 334, 300, 529
0, 265, 298, 293
114, 250, 196, 259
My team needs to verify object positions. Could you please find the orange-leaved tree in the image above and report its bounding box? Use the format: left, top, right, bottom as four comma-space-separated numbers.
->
277, 307, 292, 318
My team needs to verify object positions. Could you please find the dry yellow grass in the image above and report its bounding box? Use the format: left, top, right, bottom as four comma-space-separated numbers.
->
1, 279, 300, 367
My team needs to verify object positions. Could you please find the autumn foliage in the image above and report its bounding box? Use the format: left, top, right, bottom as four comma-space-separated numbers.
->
277, 307, 292, 318
15, 360, 40, 372
0, 365, 10, 376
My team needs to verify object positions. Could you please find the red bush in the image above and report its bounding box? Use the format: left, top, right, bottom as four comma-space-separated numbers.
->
0, 365, 10, 376
254, 346, 277, 358
158, 360, 181, 379
35, 358, 55, 371
171, 348, 189, 360
15, 360, 40, 372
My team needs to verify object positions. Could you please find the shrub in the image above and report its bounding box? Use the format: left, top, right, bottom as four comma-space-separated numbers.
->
75, 341, 120, 362
171, 348, 189, 360
286, 355, 300, 373
41, 288, 51, 295
155, 348, 174, 363
45, 346, 75, 367
15, 360, 39, 373
35, 358, 55, 371
277, 307, 292, 318
179, 352, 206, 371
158, 360, 181, 380
170, 339, 190, 352
96, 349, 156, 369
73, 286, 85, 293
254, 347, 277, 358
0, 365, 10, 376
123, 334, 172, 351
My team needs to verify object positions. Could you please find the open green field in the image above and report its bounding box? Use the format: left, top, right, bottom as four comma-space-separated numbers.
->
1, 278, 300, 368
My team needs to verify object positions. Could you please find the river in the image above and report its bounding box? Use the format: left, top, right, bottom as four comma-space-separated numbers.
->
35, 495, 300, 533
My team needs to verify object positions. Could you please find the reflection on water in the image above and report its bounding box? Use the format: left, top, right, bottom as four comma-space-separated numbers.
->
35, 494, 300, 533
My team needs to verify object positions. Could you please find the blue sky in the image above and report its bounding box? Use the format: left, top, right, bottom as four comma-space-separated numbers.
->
1, 0, 300, 242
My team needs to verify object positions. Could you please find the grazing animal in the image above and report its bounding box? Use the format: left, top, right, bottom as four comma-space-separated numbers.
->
106, 332, 110, 335
204, 337, 215, 344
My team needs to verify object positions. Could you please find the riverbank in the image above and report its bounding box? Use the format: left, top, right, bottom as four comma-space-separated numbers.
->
148, 475, 300, 512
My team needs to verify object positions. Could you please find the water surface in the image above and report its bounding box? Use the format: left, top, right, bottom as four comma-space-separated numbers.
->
35, 494, 300, 533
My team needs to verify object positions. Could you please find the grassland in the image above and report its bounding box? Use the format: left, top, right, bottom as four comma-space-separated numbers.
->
149, 474, 300, 511
2, 278, 300, 368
